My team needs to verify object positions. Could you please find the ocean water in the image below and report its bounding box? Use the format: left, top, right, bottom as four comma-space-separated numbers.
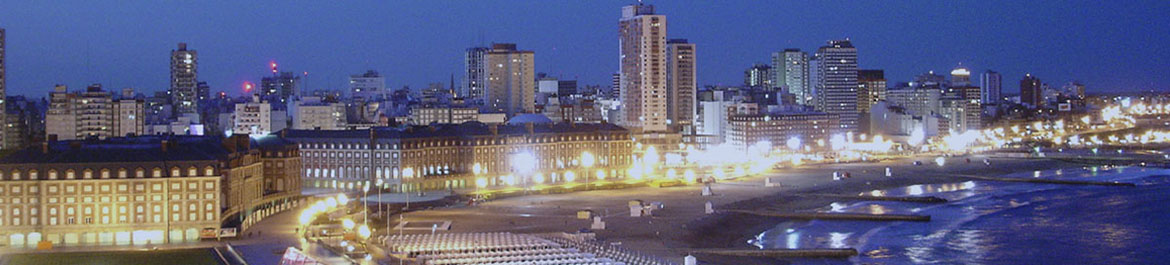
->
748, 166, 1170, 264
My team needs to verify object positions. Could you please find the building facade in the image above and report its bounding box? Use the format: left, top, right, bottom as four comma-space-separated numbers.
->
485, 43, 535, 117
349, 70, 384, 96
725, 112, 839, 150
0, 28, 6, 150
291, 97, 346, 130
981, 70, 1002, 105
1020, 74, 1042, 108
772, 49, 810, 105
286, 122, 633, 193
814, 39, 860, 133
46, 85, 145, 140
261, 72, 300, 103
744, 64, 773, 89
409, 107, 479, 125
464, 47, 489, 100
170, 43, 198, 115
666, 39, 696, 133
618, 4, 668, 132
0, 135, 300, 248
857, 70, 886, 113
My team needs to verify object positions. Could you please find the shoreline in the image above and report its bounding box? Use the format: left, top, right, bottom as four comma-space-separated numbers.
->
398, 155, 1110, 265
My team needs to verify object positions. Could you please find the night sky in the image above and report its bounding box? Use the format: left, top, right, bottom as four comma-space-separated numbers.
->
1, 0, 1167, 97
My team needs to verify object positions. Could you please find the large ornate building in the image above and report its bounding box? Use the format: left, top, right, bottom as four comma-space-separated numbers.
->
0, 134, 300, 248
285, 121, 634, 193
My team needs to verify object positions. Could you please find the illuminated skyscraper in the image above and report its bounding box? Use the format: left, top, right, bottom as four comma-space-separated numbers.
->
618, 3, 668, 132
170, 43, 198, 115
485, 43, 535, 116
744, 64, 773, 89
773, 49, 811, 105
814, 39, 859, 132
464, 47, 489, 100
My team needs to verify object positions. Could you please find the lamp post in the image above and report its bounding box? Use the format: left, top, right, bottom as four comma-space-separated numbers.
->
511, 152, 536, 193
581, 151, 595, 189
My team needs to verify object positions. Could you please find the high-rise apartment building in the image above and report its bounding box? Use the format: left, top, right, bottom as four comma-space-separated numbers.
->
666, 39, 696, 132
485, 43, 535, 116
951, 65, 971, 87
261, 72, 300, 102
857, 70, 886, 113
170, 43, 198, 115
464, 47, 489, 100
744, 64, 773, 89
981, 70, 1002, 105
1020, 74, 1042, 108
0, 28, 7, 149
772, 49, 810, 105
618, 4, 668, 132
814, 39, 860, 132
45, 85, 144, 140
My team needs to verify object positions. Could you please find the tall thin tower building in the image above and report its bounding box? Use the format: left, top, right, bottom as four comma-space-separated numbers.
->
619, 4, 668, 132
981, 70, 1002, 105
485, 43, 535, 117
666, 39, 696, 133
0, 28, 7, 148
815, 39, 859, 132
464, 46, 489, 100
772, 49, 810, 105
170, 43, 198, 116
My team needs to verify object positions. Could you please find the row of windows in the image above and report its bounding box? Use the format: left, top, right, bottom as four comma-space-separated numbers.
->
0, 166, 216, 181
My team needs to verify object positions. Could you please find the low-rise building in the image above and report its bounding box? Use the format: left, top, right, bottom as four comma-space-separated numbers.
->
285, 121, 633, 192
725, 111, 839, 150
0, 134, 300, 248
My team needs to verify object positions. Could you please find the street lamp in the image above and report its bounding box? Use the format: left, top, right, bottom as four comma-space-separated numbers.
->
581, 151, 595, 188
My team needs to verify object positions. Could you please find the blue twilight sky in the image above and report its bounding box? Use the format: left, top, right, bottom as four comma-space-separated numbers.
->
0, 0, 1168, 98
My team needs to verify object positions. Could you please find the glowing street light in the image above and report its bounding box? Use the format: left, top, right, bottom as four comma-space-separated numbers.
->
357, 225, 371, 239
581, 152, 595, 168
786, 137, 802, 151
342, 218, 356, 230
337, 193, 349, 205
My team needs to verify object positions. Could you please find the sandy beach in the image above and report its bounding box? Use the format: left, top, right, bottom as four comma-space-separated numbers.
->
396, 154, 1108, 264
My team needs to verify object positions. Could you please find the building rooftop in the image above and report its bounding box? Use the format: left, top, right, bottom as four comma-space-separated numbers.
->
0, 135, 232, 164
282, 122, 628, 141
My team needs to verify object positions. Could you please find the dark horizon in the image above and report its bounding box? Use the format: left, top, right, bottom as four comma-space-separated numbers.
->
0, 0, 1167, 98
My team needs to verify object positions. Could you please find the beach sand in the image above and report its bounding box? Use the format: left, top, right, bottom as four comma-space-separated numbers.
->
397, 155, 1102, 264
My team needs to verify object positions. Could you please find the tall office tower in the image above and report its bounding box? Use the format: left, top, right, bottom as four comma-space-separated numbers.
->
0, 28, 6, 148
262, 72, 300, 102
618, 3, 668, 132
610, 73, 621, 99
981, 70, 1002, 105
463, 47, 489, 100
484, 43, 535, 116
170, 43, 198, 115
744, 64, 773, 89
857, 70, 886, 113
773, 49, 810, 105
814, 39, 860, 132
951, 65, 971, 86
666, 39, 696, 132
350, 70, 385, 94
1020, 74, 1042, 108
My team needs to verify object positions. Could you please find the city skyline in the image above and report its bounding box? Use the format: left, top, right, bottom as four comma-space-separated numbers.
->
0, 0, 1168, 97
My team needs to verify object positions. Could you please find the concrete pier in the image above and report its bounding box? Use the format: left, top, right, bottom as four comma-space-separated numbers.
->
689, 248, 858, 258
726, 210, 931, 222
795, 193, 948, 203
953, 174, 1137, 187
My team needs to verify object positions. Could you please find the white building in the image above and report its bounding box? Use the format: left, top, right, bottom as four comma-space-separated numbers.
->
618, 4, 668, 132
464, 47, 489, 100
233, 95, 283, 135
870, 101, 944, 143
45, 85, 145, 140
350, 70, 384, 97
409, 107, 479, 125
147, 113, 204, 136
